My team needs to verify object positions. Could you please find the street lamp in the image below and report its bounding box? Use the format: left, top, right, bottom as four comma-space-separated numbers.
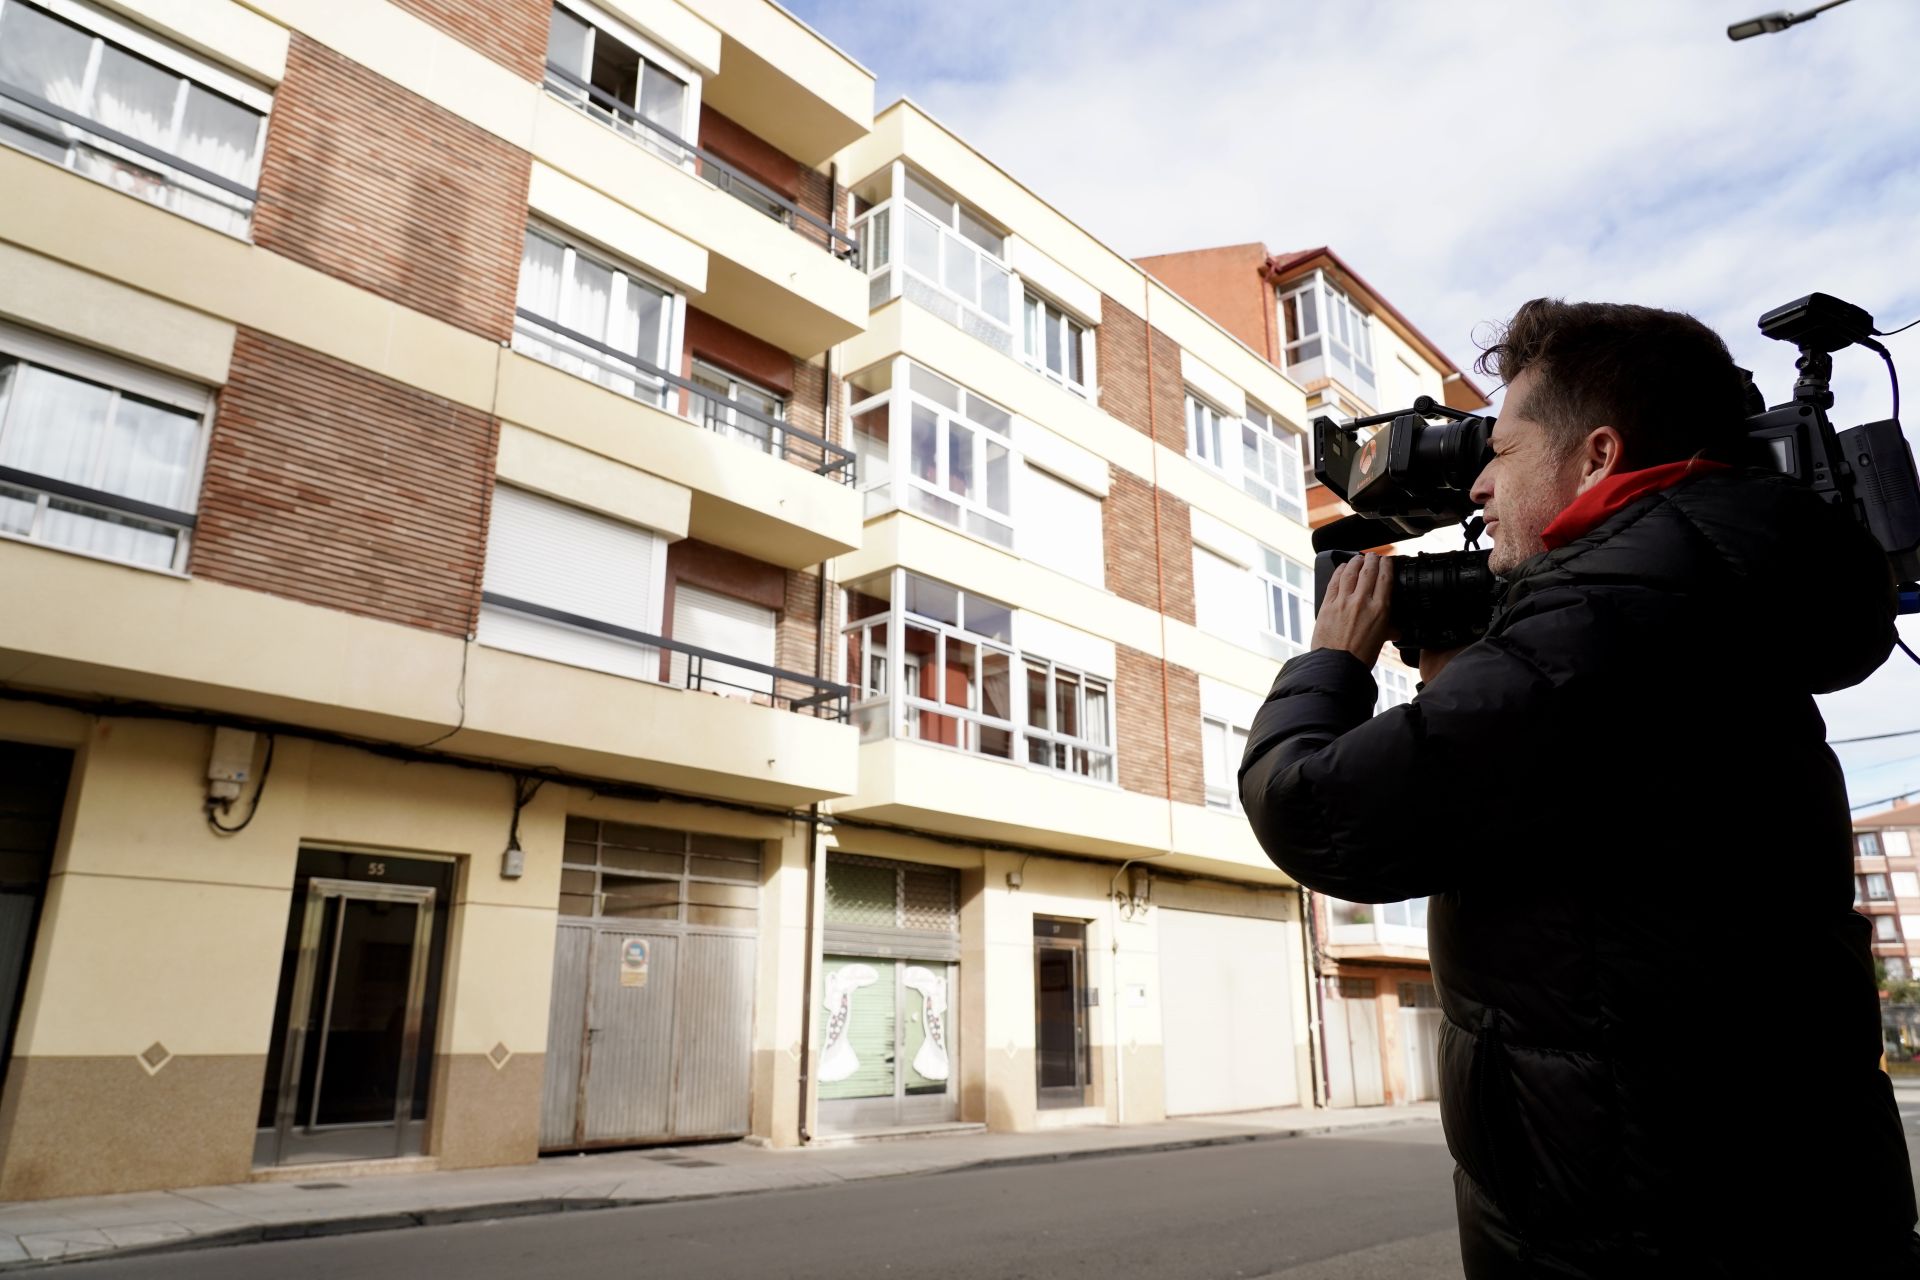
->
1728, 0, 1854, 41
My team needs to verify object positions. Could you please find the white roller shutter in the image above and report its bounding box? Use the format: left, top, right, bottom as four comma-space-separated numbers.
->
477, 486, 666, 681
1157, 908, 1299, 1116
669, 583, 776, 697
1020, 464, 1104, 587
1192, 546, 1260, 649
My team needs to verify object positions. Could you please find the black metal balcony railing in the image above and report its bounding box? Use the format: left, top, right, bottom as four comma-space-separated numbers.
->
483, 593, 850, 720
513, 308, 857, 484
0, 80, 256, 205
541, 61, 858, 261
0, 464, 198, 531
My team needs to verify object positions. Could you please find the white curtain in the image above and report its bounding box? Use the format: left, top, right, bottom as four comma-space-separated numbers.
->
0, 365, 112, 483
176, 84, 261, 185
91, 45, 178, 150
0, 3, 91, 111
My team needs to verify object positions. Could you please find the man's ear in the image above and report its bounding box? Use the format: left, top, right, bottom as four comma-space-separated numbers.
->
1572, 426, 1626, 495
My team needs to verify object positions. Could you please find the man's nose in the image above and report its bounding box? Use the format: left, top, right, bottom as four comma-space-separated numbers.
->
1469, 463, 1495, 507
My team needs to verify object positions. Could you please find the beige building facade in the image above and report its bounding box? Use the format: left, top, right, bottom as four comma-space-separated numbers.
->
0, 0, 1413, 1200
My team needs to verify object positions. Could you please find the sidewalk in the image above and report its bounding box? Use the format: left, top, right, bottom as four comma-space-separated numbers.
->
0, 1102, 1439, 1269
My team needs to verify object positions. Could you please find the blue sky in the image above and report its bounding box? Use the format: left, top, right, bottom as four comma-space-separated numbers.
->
789, 0, 1920, 813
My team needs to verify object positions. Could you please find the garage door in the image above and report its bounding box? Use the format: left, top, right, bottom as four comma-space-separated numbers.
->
1157, 909, 1300, 1116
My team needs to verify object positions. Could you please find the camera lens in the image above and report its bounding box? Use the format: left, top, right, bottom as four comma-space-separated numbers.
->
1410, 417, 1495, 494
1392, 550, 1499, 650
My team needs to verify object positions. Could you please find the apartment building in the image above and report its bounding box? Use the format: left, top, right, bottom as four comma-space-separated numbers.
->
1138, 241, 1491, 1106
0, 0, 1395, 1198
0, 0, 872, 1197
813, 103, 1324, 1136
1851, 804, 1920, 982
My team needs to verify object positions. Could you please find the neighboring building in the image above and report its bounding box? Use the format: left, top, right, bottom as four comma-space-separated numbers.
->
1138, 241, 1491, 1106
0, 0, 1353, 1199
1850, 803, 1920, 1067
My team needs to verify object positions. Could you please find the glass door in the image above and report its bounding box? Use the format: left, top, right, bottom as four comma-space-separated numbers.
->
258, 878, 436, 1166
1034, 917, 1090, 1109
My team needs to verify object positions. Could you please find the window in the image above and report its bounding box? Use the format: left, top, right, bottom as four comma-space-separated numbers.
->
1889, 957, 1911, 981
1375, 664, 1414, 712
1278, 271, 1377, 406
668, 582, 776, 699
477, 485, 668, 681
842, 570, 1118, 786
560, 817, 759, 928
1330, 897, 1428, 930
1258, 547, 1313, 658
543, 0, 695, 166
1877, 915, 1902, 942
1202, 714, 1249, 811
1023, 658, 1113, 782
0, 0, 269, 235
1894, 872, 1920, 899
514, 226, 679, 406
855, 166, 1014, 351
0, 324, 208, 572
1888, 831, 1914, 857
1858, 832, 1885, 858
1240, 405, 1305, 523
1186, 393, 1231, 471
903, 363, 1014, 548
1022, 292, 1090, 395
1019, 466, 1103, 587
688, 360, 785, 456
1868, 873, 1892, 901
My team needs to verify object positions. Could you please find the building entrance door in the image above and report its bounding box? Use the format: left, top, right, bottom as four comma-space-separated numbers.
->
0, 743, 69, 1103
256, 850, 452, 1167
1034, 917, 1090, 1109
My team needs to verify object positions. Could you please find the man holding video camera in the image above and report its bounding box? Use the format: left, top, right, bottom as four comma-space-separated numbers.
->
1239, 300, 1917, 1277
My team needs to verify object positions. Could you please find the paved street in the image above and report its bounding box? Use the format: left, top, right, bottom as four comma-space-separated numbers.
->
58, 1126, 1463, 1280
40, 1097, 1920, 1279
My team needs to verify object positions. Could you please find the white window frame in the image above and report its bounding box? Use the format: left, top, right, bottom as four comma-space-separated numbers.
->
1888, 831, 1914, 858
1375, 663, 1414, 713
1021, 289, 1093, 397
1202, 713, 1250, 811
0, 0, 272, 236
840, 569, 1119, 788
1258, 547, 1312, 659
1277, 270, 1377, 407
852, 358, 1019, 551
1239, 403, 1305, 523
1867, 873, 1892, 901
0, 319, 211, 575
853, 162, 1016, 351
1022, 656, 1114, 783
544, 0, 701, 169
513, 222, 686, 409
1186, 391, 1232, 473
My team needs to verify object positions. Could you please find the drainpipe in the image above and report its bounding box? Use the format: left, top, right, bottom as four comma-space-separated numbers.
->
1300, 884, 1328, 1108
795, 162, 842, 1147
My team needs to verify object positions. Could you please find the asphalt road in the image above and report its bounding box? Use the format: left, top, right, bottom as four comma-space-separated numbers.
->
59, 1126, 1464, 1280
50, 1102, 1920, 1280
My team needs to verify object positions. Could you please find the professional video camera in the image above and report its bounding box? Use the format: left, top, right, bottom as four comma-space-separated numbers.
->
1310, 292, 1920, 667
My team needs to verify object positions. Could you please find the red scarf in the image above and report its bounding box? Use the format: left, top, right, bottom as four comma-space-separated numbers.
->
1539, 459, 1728, 551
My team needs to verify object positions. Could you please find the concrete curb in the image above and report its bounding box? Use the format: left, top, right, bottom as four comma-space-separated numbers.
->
0, 1113, 1435, 1271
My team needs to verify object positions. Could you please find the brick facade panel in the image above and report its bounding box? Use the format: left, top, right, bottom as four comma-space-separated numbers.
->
1102, 468, 1196, 626
255, 36, 531, 342
1148, 325, 1187, 453
192, 330, 497, 637
389, 0, 548, 81
1097, 296, 1151, 437
1165, 661, 1204, 807
1115, 645, 1168, 799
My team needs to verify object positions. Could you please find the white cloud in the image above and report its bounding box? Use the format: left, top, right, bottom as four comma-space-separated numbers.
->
797, 0, 1920, 805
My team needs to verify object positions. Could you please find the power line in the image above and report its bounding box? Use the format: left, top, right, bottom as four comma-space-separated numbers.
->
1851, 788, 1920, 812
1832, 727, 1920, 746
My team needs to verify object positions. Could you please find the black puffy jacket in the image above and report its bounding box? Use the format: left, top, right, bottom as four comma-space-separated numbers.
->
1240, 470, 1918, 1277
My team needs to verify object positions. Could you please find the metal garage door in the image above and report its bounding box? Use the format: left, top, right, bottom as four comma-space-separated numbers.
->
1157, 908, 1299, 1116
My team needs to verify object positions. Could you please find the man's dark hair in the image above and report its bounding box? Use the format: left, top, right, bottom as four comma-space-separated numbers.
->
1475, 299, 1749, 467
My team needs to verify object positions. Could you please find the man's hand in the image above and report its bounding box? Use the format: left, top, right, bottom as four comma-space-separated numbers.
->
1310, 553, 1394, 667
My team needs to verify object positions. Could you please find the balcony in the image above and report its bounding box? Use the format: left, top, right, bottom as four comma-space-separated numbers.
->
492, 350, 862, 570
0, 541, 857, 806
1326, 898, 1430, 962
529, 85, 866, 358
